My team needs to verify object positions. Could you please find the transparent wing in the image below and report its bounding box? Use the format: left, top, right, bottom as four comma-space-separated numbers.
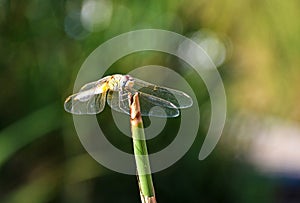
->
110, 89, 179, 118
64, 91, 107, 115
129, 78, 193, 109
138, 91, 179, 117
79, 80, 99, 92
64, 78, 109, 115
78, 76, 109, 93
107, 90, 127, 114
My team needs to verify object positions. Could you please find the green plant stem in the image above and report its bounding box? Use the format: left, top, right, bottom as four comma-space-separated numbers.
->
129, 93, 156, 203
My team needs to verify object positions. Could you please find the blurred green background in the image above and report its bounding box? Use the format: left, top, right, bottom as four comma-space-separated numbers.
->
1, 0, 300, 202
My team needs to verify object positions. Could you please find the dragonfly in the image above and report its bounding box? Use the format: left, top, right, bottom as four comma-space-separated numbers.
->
64, 74, 193, 118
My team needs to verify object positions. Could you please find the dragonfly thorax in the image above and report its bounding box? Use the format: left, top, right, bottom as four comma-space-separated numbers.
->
105, 74, 122, 91
106, 74, 133, 91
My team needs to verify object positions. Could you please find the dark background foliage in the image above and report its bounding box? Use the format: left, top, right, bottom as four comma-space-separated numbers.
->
1, 0, 300, 202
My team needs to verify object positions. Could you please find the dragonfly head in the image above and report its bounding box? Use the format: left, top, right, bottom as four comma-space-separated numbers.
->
120, 75, 134, 89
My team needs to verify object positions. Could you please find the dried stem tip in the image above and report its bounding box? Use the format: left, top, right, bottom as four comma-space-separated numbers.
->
130, 93, 142, 126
